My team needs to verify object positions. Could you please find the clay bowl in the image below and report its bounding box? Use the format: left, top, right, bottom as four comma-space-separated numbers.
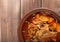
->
18, 9, 60, 42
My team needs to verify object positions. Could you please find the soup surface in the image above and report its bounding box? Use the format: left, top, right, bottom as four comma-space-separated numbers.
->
22, 13, 60, 42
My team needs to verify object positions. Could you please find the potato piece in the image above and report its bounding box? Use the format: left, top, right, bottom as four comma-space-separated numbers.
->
39, 15, 49, 22
36, 30, 43, 38
49, 22, 57, 32
35, 14, 40, 19
53, 22, 57, 28
56, 23, 60, 32
48, 17, 54, 23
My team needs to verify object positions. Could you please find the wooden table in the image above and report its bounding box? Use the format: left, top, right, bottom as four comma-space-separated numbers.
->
0, 0, 60, 42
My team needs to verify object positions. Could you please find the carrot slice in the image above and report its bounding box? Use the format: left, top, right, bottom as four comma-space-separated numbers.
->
35, 14, 40, 19
56, 23, 60, 32
39, 15, 49, 22
48, 17, 54, 23
53, 22, 57, 28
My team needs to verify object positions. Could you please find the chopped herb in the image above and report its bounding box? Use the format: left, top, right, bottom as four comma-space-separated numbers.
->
22, 31, 25, 32
44, 22, 48, 24
33, 36, 36, 39
33, 28, 37, 32
40, 16, 42, 20
37, 23, 41, 25
25, 40, 29, 42
33, 38, 38, 42
50, 17, 53, 21
49, 26, 54, 32
25, 21, 28, 23
27, 30, 30, 34
52, 28, 54, 32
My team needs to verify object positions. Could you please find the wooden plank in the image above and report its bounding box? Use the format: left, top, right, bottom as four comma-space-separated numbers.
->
42, 0, 60, 16
1, 0, 8, 42
43, 0, 57, 9
7, 0, 20, 42
9, 0, 20, 42
1, 0, 21, 42
0, 0, 1, 42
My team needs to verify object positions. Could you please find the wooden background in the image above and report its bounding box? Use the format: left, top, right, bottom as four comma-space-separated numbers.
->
0, 0, 60, 42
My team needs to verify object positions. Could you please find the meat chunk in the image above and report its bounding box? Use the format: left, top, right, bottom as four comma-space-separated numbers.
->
36, 30, 57, 42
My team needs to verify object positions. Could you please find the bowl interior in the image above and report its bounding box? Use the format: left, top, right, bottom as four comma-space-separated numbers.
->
18, 9, 60, 42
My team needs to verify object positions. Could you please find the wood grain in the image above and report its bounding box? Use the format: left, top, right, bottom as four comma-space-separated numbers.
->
42, 0, 60, 16
1, 0, 20, 42
1, 0, 8, 42
0, 0, 60, 42
21, 0, 42, 18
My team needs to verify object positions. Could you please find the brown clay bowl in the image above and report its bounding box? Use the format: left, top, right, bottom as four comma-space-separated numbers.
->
18, 9, 60, 42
